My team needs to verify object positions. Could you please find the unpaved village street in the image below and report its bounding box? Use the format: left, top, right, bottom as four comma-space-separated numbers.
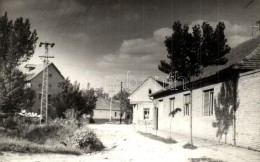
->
1, 124, 260, 162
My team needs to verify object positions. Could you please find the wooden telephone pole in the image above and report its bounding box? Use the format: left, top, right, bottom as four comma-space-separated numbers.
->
120, 82, 122, 124
39, 42, 55, 124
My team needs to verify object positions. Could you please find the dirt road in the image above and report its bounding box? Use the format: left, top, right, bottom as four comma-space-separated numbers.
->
0, 124, 259, 162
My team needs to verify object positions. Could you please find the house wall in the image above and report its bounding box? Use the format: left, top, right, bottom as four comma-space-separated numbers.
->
152, 70, 260, 150
129, 78, 164, 124
132, 102, 154, 123
93, 109, 123, 120
29, 64, 64, 116
236, 70, 260, 150
154, 82, 234, 143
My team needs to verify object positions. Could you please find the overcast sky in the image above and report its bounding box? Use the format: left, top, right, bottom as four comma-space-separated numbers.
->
0, 0, 259, 94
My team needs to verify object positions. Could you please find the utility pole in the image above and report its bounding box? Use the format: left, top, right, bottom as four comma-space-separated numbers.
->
109, 89, 115, 122
250, 25, 258, 37
120, 82, 122, 124
39, 42, 55, 124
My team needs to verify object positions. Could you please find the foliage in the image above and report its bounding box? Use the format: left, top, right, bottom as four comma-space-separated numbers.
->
51, 78, 97, 118
113, 90, 132, 119
159, 21, 230, 81
25, 123, 64, 144
159, 21, 230, 145
0, 12, 37, 113
213, 80, 239, 140
71, 127, 104, 152
0, 136, 81, 155
169, 108, 182, 117
0, 110, 104, 154
0, 69, 36, 113
95, 87, 109, 98
81, 88, 97, 116
2, 116, 17, 130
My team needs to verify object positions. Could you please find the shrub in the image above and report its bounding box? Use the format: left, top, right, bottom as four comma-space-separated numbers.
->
25, 123, 64, 144
72, 127, 104, 152
2, 116, 17, 130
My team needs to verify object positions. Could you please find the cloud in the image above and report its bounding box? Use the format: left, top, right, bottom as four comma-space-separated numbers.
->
96, 20, 252, 74
70, 32, 90, 44
189, 20, 251, 48
123, 13, 141, 21
97, 28, 171, 72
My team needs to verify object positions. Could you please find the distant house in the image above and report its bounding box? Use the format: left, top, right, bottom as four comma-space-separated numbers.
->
93, 96, 125, 123
148, 37, 260, 151
128, 77, 168, 126
21, 63, 64, 118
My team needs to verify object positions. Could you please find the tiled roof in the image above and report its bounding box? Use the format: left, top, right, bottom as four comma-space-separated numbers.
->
194, 37, 260, 80
95, 96, 120, 111
19, 62, 64, 81
151, 36, 260, 96
129, 76, 168, 97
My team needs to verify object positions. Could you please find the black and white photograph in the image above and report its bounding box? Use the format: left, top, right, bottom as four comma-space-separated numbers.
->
0, 0, 260, 161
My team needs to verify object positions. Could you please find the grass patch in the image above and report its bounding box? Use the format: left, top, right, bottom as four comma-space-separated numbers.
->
0, 136, 81, 155
189, 156, 226, 162
139, 132, 177, 144
183, 143, 197, 150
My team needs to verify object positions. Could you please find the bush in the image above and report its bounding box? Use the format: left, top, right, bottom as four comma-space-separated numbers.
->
2, 116, 17, 130
25, 123, 64, 144
72, 127, 104, 152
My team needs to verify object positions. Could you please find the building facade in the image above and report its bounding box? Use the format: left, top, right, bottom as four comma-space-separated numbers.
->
22, 63, 64, 117
128, 77, 167, 126
93, 96, 125, 123
143, 37, 260, 151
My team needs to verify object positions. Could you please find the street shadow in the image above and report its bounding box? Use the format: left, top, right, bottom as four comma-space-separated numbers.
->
213, 80, 239, 143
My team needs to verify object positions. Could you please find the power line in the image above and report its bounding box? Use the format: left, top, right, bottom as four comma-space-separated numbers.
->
48, 0, 70, 41
42, 0, 60, 42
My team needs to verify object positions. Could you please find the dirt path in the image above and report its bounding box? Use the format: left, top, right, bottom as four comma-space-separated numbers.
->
0, 124, 259, 162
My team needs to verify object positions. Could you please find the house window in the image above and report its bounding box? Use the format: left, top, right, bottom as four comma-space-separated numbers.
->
184, 94, 190, 116
49, 84, 52, 89
203, 89, 214, 116
148, 89, 152, 95
115, 112, 117, 117
143, 108, 150, 119
26, 82, 32, 88
49, 74, 52, 78
39, 94, 42, 100
39, 84, 42, 89
169, 97, 175, 113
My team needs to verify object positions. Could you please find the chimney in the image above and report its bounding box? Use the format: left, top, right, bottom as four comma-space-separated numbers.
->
25, 64, 36, 72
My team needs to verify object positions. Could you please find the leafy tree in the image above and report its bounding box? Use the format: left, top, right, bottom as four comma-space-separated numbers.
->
159, 21, 230, 145
0, 69, 36, 113
52, 78, 97, 118
80, 88, 97, 116
0, 12, 38, 113
113, 90, 132, 123
95, 87, 109, 98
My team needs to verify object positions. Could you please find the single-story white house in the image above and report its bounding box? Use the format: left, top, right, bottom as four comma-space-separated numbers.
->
148, 37, 260, 151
